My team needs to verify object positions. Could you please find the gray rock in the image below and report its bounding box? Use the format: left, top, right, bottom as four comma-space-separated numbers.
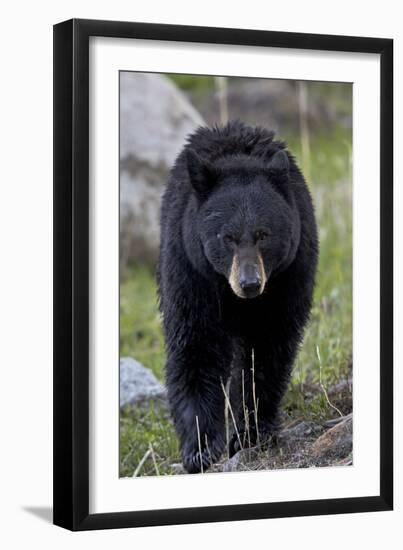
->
120, 357, 166, 408
120, 73, 204, 265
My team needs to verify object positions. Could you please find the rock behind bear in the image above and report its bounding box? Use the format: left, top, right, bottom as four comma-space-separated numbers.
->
158, 121, 318, 473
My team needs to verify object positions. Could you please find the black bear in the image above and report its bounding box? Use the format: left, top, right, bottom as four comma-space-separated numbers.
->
158, 121, 318, 473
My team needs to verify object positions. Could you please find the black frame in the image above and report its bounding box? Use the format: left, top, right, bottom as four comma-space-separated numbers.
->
53, 18, 393, 531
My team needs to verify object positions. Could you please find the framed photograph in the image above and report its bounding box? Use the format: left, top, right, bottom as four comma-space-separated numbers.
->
53, 18, 393, 530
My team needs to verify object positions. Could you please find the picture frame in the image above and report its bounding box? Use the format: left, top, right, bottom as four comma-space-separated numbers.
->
53, 18, 393, 531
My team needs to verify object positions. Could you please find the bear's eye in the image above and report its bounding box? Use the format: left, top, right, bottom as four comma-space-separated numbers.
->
256, 230, 269, 242
223, 234, 237, 245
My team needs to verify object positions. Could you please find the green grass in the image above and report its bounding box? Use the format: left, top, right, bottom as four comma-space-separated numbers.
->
166, 74, 216, 98
120, 128, 352, 476
120, 402, 179, 477
120, 267, 165, 380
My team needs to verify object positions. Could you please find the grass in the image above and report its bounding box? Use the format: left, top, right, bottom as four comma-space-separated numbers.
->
166, 74, 215, 98
120, 402, 179, 477
119, 127, 352, 476
120, 267, 165, 380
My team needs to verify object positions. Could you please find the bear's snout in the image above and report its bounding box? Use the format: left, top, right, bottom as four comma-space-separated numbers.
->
239, 264, 262, 298
229, 250, 267, 299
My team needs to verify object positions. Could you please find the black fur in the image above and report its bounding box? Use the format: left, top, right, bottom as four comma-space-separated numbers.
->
158, 121, 318, 473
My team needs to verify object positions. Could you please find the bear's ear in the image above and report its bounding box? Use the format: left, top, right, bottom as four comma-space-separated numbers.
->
186, 149, 220, 198
267, 150, 290, 182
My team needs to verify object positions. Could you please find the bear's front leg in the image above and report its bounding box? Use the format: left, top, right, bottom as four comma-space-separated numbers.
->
165, 336, 232, 473
160, 252, 234, 472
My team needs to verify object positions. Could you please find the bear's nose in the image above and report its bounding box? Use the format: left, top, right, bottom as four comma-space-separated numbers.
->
240, 276, 261, 293
239, 263, 261, 297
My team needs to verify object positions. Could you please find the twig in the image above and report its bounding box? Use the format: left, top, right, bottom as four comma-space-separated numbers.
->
215, 76, 229, 125
220, 379, 243, 452
195, 415, 204, 474
251, 348, 260, 445
324, 412, 352, 428
242, 369, 251, 449
316, 345, 343, 417
297, 80, 311, 183
224, 378, 230, 459
149, 442, 160, 476
132, 448, 152, 477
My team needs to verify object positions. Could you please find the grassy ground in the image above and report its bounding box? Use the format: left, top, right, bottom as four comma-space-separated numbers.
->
119, 128, 352, 477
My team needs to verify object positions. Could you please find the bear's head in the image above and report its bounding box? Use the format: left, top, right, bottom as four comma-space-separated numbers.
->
186, 148, 301, 299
